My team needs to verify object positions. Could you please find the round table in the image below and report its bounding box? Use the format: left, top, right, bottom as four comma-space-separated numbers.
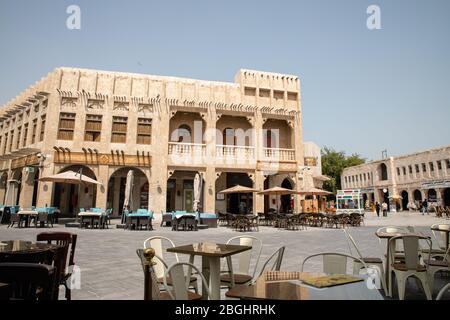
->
0, 240, 60, 263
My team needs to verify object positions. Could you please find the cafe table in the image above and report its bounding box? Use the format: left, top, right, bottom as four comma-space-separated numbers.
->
226, 271, 383, 300
0, 240, 60, 262
431, 224, 450, 250
17, 210, 39, 228
167, 242, 252, 300
78, 211, 104, 228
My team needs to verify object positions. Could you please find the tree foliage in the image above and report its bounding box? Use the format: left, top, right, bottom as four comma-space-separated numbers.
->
321, 147, 365, 196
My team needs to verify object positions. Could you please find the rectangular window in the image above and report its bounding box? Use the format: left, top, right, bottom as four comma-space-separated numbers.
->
244, 87, 256, 96
437, 161, 442, 170
409, 165, 412, 174
287, 92, 297, 101
429, 162, 434, 172
3, 133, 8, 154
22, 123, 28, 147
403, 167, 406, 175
39, 115, 46, 141
84, 114, 102, 142
397, 168, 400, 176
273, 90, 284, 100
31, 119, 37, 144
57, 113, 76, 140
9, 130, 14, 152
136, 118, 152, 145
447, 159, 450, 169
111, 116, 127, 143
422, 163, 427, 172
415, 164, 420, 173
259, 89, 270, 98
16, 126, 21, 149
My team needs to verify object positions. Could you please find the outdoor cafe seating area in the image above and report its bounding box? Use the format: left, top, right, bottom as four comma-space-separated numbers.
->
136, 223, 450, 301
0, 222, 449, 300
0, 205, 60, 229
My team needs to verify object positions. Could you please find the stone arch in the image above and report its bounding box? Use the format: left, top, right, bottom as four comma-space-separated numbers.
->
52, 165, 98, 217
401, 190, 409, 210
107, 166, 149, 216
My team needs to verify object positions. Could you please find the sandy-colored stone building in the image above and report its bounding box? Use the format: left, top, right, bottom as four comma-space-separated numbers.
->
341, 146, 450, 209
0, 67, 325, 217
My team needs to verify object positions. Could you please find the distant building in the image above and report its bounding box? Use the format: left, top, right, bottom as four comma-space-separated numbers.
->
341, 146, 450, 209
0, 67, 325, 216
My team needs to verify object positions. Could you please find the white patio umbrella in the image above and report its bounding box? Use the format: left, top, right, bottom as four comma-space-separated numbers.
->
4, 179, 19, 206
122, 170, 134, 223
219, 185, 259, 214
39, 170, 102, 185
193, 173, 202, 213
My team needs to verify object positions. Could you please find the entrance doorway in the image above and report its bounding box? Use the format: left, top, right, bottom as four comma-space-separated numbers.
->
444, 188, 450, 206
401, 190, 409, 210
428, 189, 437, 202
281, 178, 293, 213
184, 188, 194, 212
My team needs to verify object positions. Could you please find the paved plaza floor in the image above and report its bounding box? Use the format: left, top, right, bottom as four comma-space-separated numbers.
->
1, 211, 449, 300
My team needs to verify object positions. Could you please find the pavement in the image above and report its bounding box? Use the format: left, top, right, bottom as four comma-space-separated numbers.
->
0, 210, 449, 300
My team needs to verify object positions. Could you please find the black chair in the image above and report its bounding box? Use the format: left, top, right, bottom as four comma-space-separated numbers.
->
0, 250, 54, 264
8, 213, 22, 228
36, 232, 78, 300
0, 263, 56, 300
36, 212, 51, 228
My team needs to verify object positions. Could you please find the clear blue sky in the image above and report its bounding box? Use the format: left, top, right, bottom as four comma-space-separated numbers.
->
1, 0, 449, 161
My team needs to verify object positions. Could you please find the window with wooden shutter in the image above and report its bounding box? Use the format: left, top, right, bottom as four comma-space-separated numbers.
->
136, 118, 152, 144
57, 113, 76, 140
84, 114, 102, 142
111, 116, 127, 143
39, 115, 46, 141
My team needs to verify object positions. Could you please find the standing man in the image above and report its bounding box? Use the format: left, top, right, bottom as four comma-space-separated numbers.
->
422, 199, 428, 215
382, 202, 388, 217
375, 202, 381, 217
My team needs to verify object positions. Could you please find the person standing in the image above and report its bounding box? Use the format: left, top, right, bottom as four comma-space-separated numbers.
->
375, 202, 381, 217
422, 199, 428, 215
382, 202, 388, 217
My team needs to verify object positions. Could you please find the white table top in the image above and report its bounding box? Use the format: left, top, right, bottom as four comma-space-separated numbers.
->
78, 211, 104, 216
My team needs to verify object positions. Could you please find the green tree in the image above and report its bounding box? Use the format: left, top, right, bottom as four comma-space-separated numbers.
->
321, 147, 365, 196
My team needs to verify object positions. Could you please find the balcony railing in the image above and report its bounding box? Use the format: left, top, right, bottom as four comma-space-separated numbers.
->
263, 148, 295, 161
216, 145, 255, 160
168, 142, 206, 156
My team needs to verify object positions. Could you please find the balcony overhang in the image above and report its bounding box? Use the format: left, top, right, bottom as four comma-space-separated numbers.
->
0, 148, 40, 161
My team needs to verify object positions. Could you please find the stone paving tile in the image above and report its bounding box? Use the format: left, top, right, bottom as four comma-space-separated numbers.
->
1, 211, 449, 300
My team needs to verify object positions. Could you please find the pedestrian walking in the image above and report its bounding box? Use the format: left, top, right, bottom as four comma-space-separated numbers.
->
375, 202, 381, 217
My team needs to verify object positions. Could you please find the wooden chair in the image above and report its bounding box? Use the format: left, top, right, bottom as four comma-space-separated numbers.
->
36, 232, 77, 300
8, 213, 21, 228
0, 263, 56, 300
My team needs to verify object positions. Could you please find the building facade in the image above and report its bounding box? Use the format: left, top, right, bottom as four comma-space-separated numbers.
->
0, 67, 324, 217
341, 146, 450, 210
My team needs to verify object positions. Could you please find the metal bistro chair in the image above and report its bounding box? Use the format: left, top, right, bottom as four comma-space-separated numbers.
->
436, 282, 450, 300
220, 235, 262, 288
253, 246, 286, 282
143, 236, 198, 293
424, 244, 450, 292
136, 249, 203, 300
301, 252, 368, 275
163, 262, 212, 300
388, 234, 433, 300
343, 229, 387, 293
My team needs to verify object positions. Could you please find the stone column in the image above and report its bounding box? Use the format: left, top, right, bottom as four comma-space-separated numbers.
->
203, 167, 215, 213
254, 170, 265, 214
36, 161, 55, 207
18, 168, 34, 208
95, 164, 109, 210
113, 176, 121, 216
